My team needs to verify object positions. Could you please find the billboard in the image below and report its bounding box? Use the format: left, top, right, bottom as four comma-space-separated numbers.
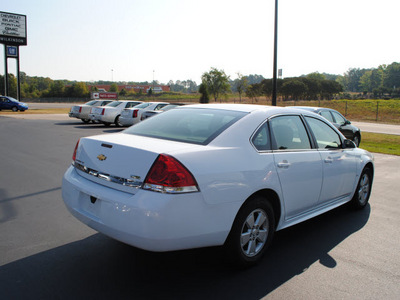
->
91, 92, 118, 100
0, 11, 27, 46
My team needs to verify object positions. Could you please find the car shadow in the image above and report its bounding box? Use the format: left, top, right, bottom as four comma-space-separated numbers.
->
0, 204, 370, 299
54, 121, 126, 133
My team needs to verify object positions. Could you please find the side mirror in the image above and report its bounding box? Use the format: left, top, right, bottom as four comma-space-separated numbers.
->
344, 139, 356, 149
345, 120, 351, 125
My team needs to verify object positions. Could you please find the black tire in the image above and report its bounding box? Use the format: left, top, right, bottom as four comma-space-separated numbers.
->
353, 134, 361, 147
103, 122, 111, 127
81, 119, 90, 124
12, 106, 18, 112
224, 197, 275, 268
351, 167, 372, 209
114, 115, 122, 127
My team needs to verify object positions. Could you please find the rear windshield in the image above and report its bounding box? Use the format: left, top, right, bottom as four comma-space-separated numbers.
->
124, 108, 246, 145
85, 100, 98, 106
106, 101, 122, 107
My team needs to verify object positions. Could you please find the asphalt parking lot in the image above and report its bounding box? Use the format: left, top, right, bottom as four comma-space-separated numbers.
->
0, 115, 399, 299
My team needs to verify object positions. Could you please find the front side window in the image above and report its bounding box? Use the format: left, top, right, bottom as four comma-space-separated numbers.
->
270, 115, 311, 150
331, 111, 346, 126
305, 116, 342, 149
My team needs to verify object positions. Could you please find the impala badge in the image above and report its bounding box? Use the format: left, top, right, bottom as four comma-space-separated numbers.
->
97, 154, 107, 161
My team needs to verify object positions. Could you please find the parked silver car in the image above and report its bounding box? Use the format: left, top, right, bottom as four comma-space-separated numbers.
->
119, 102, 169, 126
89, 101, 143, 126
69, 100, 113, 123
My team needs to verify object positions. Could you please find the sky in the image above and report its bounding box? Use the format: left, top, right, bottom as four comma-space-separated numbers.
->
1, 0, 399, 84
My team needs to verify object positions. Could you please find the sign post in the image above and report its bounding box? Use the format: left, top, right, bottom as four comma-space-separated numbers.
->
0, 11, 27, 101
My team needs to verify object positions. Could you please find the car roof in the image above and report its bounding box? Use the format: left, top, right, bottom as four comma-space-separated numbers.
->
181, 103, 312, 116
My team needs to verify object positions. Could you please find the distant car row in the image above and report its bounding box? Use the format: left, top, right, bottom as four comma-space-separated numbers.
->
68, 100, 361, 145
69, 100, 174, 127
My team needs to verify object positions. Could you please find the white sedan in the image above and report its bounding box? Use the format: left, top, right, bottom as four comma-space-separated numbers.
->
89, 100, 142, 126
68, 100, 113, 123
119, 102, 169, 126
62, 104, 374, 267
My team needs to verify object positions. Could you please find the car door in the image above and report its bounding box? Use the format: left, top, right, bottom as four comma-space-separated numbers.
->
304, 116, 358, 205
270, 115, 323, 219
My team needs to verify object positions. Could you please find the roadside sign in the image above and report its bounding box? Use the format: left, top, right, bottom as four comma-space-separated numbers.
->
6, 45, 18, 57
91, 92, 118, 100
0, 11, 27, 46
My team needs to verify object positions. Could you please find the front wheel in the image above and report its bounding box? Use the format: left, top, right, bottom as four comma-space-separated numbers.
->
353, 134, 361, 147
12, 106, 18, 112
351, 167, 372, 209
224, 197, 275, 267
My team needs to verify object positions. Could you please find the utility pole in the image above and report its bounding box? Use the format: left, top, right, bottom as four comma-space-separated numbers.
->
272, 0, 278, 106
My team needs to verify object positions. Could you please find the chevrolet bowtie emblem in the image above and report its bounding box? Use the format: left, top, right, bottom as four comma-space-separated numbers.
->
97, 154, 107, 161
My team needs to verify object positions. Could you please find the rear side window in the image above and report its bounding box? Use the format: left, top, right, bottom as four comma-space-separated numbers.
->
320, 110, 334, 122
124, 108, 246, 145
305, 116, 342, 149
252, 123, 271, 151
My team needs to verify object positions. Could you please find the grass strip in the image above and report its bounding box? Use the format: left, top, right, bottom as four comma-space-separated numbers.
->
361, 132, 400, 156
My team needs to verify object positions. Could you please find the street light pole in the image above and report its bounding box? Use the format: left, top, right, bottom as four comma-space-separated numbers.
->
272, 0, 278, 106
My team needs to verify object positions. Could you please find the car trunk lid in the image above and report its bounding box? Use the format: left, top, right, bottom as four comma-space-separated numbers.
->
73, 132, 200, 194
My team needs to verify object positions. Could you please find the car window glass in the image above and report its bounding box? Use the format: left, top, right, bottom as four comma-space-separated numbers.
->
320, 110, 334, 122
106, 101, 122, 107
252, 123, 270, 151
305, 116, 342, 149
270, 116, 311, 150
135, 103, 151, 109
124, 108, 246, 145
331, 111, 346, 125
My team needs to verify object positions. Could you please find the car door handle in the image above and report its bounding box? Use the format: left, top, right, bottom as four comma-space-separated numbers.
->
324, 157, 333, 164
277, 160, 291, 169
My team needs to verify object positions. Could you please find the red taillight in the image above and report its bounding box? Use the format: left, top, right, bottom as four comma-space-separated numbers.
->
101, 108, 105, 115
72, 139, 80, 162
132, 109, 138, 118
143, 154, 199, 193
79, 107, 82, 113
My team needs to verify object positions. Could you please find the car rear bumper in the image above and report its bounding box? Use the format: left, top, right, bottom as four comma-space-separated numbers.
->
62, 166, 230, 251
119, 116, 135, 126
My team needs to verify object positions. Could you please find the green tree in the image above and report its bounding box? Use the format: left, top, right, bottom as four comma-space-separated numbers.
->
119, 88, 127, 96
245, 83, 263, 102
383, 62, 400, 92
109, 83, 119, 92
233, 73, 248, 102
71, 82, 89, 97
201, 67, 231, 101
199, 83, 210, 103
281, 79, 307, 100
48, 80, 65, 97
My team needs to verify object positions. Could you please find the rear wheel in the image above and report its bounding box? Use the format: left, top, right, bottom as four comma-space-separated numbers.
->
81, 119, 90, 123
224, 197, 275, 267
351, 167, 372, 209
103, 122, 111, 127
12, 106, 18, 112
115, 115, 122, 127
